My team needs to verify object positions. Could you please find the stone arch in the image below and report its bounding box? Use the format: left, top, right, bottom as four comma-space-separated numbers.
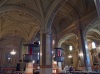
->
84, 18, 100, 36
61, 41, 78, 51
83, 17, 100, 68
46, 0, 81, 31
58, 33, 79, 69
58, 33, 78, 47
45, 0, 67, 30
88, 28, 100, 36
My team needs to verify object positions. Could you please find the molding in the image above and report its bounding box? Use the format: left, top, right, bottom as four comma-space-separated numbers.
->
36, 0, 44, 19
0, 0, 8, 7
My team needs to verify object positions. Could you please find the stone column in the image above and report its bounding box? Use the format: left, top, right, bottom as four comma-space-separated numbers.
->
19, 39, 23, 61
73, 50, 78, 70
94, 0, 100, 18
0, 49, 3, 67
40, 29, 52, 74
77, 26, 92, 71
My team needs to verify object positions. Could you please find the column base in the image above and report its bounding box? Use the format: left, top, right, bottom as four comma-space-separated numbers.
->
86, 67, 92, 71
40, 68, 52, 74
40, 65, 52, 74
25, 62, 33, 74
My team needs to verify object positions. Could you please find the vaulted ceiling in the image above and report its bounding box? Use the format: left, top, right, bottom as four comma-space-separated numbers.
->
0, 0, 57, 41
0, 0, 97, 41
0, 0, 98, 51
52, 0, 96, 34
0, 10, 39, 41
0, 0, 99, 67
0, 0, 59, 53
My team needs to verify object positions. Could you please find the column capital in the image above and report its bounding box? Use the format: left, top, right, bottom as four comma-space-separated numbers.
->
40, 28, 51, 35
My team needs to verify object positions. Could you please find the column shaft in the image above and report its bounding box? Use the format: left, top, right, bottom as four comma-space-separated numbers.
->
40, 30, 52, 74
77, 27, 91, 71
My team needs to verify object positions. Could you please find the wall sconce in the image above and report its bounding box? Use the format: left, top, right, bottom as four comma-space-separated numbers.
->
69, 46, 73, 51
52, 40, 55, 45
32, 60, 35, 64
53, 61, 57, 64
79, 52, 83, 57
92, 42, 96, 49
38, 41, 40, 45
68, 54, 72, 58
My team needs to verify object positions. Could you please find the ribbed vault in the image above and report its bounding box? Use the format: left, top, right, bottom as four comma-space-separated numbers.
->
52, 0, 96, 34
0, 10, 40, 41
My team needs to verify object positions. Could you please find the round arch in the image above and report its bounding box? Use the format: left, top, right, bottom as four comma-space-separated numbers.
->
61, 41, 78, 51
58, 33, 78, 47
45, 0, 81, 31
88, 28, 100, 36
45, 0, 67, 30
84, 18, 100, 36
83, 18, 100, 69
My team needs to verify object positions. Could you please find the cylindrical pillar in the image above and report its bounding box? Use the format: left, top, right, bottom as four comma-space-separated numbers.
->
40, 29, 52, 74
77, 25, 92, 71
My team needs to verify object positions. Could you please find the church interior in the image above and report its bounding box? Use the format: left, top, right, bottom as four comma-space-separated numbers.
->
0, 0, 100, 74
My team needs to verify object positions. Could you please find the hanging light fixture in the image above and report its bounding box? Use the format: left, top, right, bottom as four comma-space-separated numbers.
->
10, 30, 17, 55
10, 49, 16, 55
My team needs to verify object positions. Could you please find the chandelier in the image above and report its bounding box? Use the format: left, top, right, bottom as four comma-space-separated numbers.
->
10, 30, 17, 55
10, 49, 16, 55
